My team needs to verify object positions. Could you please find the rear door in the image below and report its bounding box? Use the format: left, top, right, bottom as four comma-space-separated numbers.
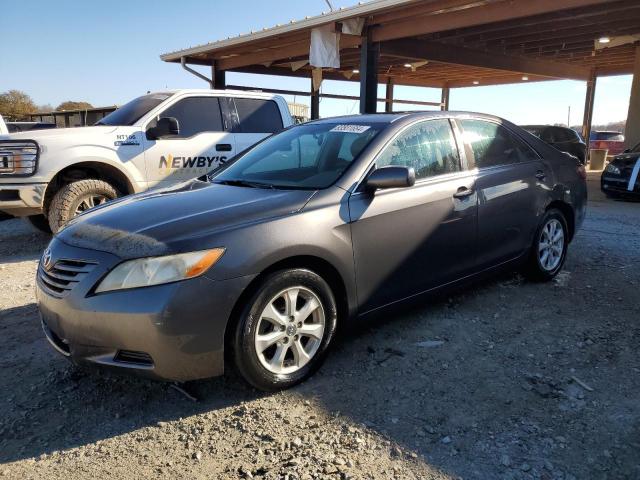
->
227, 97, 285, 153
457, 119, 546, 268
349, 118, 478, 312
143, 96, 235, 187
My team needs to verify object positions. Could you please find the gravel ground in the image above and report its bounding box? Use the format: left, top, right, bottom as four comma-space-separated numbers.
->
0, 174, 638, 480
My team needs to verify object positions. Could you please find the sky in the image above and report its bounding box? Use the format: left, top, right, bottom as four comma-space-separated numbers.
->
0, 0, 633, 127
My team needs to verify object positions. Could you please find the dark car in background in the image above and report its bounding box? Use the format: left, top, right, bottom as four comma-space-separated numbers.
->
601, 141, 640, 198
521, 125, 587, 164
36, 112, 587, 391
590, 130, 625, 156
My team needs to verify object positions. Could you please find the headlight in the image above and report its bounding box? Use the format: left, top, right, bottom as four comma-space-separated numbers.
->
0, 140, 39, 176
605, 163, 621, 175
95, 248, 225, 293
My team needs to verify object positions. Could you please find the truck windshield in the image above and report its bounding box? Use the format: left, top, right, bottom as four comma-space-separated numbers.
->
211, 122, 384, 190
95, 93, 172, 126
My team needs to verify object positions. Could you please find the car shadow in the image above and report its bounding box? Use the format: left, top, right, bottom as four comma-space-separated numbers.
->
0, 218, 50, 264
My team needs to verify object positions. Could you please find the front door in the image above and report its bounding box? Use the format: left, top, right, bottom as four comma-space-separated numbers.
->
457, 119, 547, 268
349, 119, 478, 313
143, 96, 236, 188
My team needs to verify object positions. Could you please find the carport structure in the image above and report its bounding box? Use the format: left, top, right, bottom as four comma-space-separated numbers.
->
161, 0, 640, 146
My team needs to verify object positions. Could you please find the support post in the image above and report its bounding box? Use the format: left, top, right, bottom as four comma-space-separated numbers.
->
359, 29, 379, 114
310, 78, 320, 120
384, 78, 394, 113
582, 69, 597, 150
624, 46, 640, 149
441, 85, 450, 111
212, 61, 226, 89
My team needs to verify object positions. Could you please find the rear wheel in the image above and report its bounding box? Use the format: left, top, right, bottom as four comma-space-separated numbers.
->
233, 269, 337, 391
25, 214, 51, 233
47, 179, 119, 233
523, 209, 569, 281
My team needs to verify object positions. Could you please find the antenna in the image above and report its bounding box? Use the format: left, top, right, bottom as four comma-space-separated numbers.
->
324, 0, 334, 11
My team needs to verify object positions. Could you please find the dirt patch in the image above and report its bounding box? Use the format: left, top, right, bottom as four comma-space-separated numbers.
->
1, 176, 639, 479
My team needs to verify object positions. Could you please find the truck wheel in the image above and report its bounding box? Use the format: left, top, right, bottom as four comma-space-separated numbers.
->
26, 215, 52, 233
48, 179, 119, 233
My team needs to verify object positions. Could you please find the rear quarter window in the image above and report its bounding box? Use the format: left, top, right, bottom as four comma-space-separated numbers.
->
234, 98, 283, 134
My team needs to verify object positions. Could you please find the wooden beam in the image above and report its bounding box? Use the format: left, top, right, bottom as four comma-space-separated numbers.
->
441, 86, 450, 111
380, 39, 592, 80
582, 69, 597, 142
310, 77, 320, 120
371, 0, 614, 43
385, 77, 394, 113
217, 35, 361, 70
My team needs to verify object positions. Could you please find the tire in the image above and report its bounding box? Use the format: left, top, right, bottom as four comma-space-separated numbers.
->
523, 208, 569, 282
25, 214, 52, 233
47, 179, 119, 233
233, 269, 337, 391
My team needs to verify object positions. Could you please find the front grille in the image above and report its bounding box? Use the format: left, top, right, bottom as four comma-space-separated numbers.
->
0, 140, 39, 177
114, 350, 154, 367
38, 259, 97, 298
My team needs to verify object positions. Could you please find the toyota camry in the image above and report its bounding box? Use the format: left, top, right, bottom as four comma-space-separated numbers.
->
36, 112, 587, 391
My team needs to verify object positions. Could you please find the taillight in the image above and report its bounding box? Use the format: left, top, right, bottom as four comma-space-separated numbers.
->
577, 164, 587, 180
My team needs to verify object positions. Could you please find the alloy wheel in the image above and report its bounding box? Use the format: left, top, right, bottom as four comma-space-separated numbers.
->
74, 194, 109, 215
254, 286, 325, 375
538, 218, 565, 271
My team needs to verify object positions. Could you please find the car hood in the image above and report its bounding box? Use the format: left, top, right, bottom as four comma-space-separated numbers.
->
1, 125, 118, 141
57, 179, 317, 259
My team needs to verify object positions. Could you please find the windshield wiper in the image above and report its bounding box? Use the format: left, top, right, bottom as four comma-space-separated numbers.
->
214, 179, 275, 189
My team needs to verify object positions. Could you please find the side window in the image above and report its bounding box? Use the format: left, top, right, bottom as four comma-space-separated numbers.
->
234, 98, 283, 134
376, 119, 461, 180
460, 119, 538, 168
154, 97, 223, 138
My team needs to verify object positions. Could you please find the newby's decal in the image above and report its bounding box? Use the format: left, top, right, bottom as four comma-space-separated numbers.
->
159, 154, 227, 170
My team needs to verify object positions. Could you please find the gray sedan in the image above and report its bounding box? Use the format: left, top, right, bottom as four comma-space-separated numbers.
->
36, 112, 587, 390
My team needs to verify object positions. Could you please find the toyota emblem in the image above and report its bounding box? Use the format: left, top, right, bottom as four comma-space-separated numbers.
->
42, 248, 52, 270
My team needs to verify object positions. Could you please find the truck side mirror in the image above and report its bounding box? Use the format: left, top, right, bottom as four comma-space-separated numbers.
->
146, 117, 179, 140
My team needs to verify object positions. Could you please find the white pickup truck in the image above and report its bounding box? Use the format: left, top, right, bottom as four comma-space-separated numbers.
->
0, 89, 293, 232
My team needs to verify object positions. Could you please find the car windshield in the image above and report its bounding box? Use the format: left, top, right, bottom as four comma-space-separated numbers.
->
210, 122, 384, 189
95, 93, 172, 126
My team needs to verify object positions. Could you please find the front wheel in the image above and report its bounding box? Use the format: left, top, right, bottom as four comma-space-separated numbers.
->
233, 269, 337, 391
523, 209, 569, 281
47, 179, 119, 233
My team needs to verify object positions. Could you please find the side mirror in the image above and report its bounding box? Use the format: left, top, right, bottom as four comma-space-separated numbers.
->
146, 117, 179, 140
623, 148, 631, 153
365, 166, 416, 190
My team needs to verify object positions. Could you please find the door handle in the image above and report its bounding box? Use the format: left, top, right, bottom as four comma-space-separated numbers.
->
453, 186, 474, 199
535, 170, 546, 180
216, 143, 232, 152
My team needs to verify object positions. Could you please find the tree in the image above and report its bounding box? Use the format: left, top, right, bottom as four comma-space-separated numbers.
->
0, 90, 37, 121
56, 101, 93, 112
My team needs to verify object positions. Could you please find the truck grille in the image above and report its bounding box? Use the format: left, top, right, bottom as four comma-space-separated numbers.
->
38, 259, 97, 298
0, 140, 39, 176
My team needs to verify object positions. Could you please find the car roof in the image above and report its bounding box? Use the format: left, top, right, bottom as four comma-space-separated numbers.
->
306, 111, 508, 126
151, 88, 280, 99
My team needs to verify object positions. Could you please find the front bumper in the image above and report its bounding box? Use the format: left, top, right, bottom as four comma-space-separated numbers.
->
36, 237, 255, 382
601, 174, 640, 197
0, 182, 46, 216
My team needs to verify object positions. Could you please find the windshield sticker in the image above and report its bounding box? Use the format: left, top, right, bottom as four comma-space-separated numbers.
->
330, 124, 371, 134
